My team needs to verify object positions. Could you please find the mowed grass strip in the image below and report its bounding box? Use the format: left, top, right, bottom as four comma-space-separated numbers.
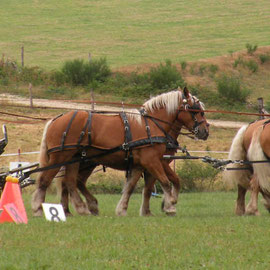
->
1, 192, 270, 269
1, 0, 270, 69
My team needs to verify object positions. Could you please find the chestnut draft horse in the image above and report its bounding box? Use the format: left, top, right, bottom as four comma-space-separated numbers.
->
224, 119, 270, 216
32, 87, 209, 217
59, 95, 208, 217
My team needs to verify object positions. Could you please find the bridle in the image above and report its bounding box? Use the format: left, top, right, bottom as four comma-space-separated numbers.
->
176, 96, 208, 138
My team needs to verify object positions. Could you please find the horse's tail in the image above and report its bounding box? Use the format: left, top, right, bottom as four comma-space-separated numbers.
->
247, 126, 270, 193
39, 119, 52, 167
223, 125, 252, 189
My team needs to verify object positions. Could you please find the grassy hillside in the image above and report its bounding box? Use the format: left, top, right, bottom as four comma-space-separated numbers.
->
1, 0, 270, 69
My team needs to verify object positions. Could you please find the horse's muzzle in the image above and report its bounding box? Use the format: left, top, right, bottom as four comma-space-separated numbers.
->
196, 129, 209, 140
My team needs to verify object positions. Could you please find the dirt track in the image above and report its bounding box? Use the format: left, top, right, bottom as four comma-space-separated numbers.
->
0, 93, 247, 129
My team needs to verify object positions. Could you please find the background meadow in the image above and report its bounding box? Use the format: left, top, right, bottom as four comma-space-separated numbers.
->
1, 0, 270, 69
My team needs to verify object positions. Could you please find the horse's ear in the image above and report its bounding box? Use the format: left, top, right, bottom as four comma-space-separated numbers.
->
183, 86, 190, 98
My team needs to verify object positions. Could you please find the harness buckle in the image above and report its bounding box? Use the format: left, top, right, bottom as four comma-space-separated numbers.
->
139, 108, 147, 116
122, 142, 130, 151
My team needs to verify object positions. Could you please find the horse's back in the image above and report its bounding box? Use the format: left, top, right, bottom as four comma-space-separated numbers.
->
243, 119, 268, 151
260, 122, 270, 158
45, 110, 165, 152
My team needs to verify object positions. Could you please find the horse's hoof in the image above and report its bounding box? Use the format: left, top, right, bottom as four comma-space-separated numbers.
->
33, 209, 43, 217
90, 209, 99, 216
140, 210, 153, 217
161, 200, 165, 212
166, 211, 176, 217
115, 210, 127, 216
235, 207, 245, 216
245, 210, 260, 216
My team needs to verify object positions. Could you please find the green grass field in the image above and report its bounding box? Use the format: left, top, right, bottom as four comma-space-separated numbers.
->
1, 0, 270, 69
1, 192, 270, 269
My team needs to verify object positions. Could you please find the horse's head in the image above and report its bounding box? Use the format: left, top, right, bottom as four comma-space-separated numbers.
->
177, 87, 209, 140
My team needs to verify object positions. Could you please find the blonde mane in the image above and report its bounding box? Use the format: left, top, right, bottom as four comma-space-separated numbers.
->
143, 90, 182, 115
125, 90, 183, 125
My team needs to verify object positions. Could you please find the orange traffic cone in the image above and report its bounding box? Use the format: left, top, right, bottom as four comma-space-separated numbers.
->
0, 176, 28, 224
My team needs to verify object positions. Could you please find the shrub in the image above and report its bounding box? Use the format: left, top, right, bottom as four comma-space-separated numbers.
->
209, 64, 219, 74
245, 60, 258, 73
188, 84, 220, 107
61, 57, 111, 86
176, 160, 219, 192
19, 66, 47, 85
84, 57, 111, 83
0, 77, 9, 86
50, 70, 66, 86
259, 54, 270, 64
246, 43, 257, 55
233, 56, 244, 68
199, 64, 207, 75
149, 60, 184, 90
216, 74, 251, 102
180, 61, 187, 71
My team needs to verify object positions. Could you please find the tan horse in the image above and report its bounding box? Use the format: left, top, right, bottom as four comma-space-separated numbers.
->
32, 87, 209, 216
59, 97, 207, 216
224, 119, 270, 215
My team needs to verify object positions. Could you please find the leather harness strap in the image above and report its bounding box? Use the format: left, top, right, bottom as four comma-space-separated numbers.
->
47, 110, 179, 156
77, 111, 92, 146
120, 112, 132, 148
61, 110, 78, 151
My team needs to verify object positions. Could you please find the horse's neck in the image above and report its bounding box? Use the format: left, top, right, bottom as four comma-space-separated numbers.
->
147, 107, 177, 133
168, 119, 182, 140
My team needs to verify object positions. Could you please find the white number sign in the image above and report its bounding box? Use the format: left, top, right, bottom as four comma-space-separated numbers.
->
42, 203, 66, 222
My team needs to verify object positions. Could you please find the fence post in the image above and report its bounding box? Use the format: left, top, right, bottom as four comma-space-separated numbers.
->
257, 97, 269, 119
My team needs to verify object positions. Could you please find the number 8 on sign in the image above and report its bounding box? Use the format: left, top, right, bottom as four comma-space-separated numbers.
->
42, 203, 66, 222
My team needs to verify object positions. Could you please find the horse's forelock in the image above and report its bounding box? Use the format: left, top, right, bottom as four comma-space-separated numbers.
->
143, 90, 182, 114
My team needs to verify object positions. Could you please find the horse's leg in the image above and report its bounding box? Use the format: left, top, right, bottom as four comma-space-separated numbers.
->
61, 180, 72, 216
140, 171, 156, 216
261, 191, 270, 213
64, 163, 90, 215
162, 161, 180, 205
59, 166, 98, 215
235, 184, 247, 216
140, 161, 180, 216
142, 158, 176, 216
246, 176, 260, 216
77, 166, 99, 216
115, 168, 143, 216
32, 168, 60, 217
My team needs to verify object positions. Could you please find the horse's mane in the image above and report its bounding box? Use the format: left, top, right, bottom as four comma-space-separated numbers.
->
125, 90, 182, 125
143, 90, 182, 115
